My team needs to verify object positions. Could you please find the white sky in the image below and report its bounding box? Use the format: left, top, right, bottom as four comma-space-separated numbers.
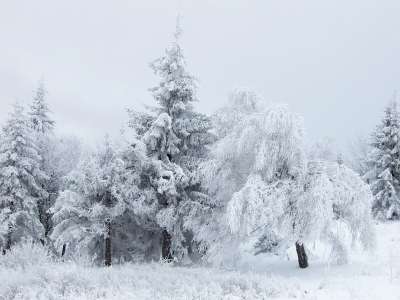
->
0, 0, 399, 149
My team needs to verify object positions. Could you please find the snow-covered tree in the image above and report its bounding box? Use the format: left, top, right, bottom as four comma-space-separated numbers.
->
366, 100, 400, 220
201, 89, 272, 208
0, 103, 47, 252
148, 20, 213, 172
347, 135, 371, 176
307, 137, 337, 162
127, 19, 213, 261
199, 90, 307, 267
50, 135, 83, 189
28, 81, 57, 237
51, 137, 159, 265
293, 161, 375, 265
29, 80, 55, 134
200, 90, 375, 269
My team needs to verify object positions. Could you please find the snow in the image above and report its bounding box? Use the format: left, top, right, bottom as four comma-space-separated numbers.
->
0, 222, 399, 300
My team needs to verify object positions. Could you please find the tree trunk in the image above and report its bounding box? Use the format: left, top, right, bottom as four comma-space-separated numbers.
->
2, 224, 12, 255
161, 229, 173, 262
104, 218, 112, 267
295, 241, 308, 269
3, 223, 12, 255
38, 198, 45, 232
4, 203, 14, 255
61, 244, 66, 257
44, 194, 52, 237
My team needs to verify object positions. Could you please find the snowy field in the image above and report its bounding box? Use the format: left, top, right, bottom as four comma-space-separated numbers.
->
0, 222, 399, 300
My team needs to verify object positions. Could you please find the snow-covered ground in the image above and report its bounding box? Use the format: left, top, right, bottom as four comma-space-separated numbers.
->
1, 222, 399, 300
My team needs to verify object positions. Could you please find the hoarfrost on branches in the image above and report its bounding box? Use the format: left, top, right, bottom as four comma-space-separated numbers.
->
126, 20, 214, 262
200, 89, 375, 267
366, 100, 400, 220
0, 103, 47, 250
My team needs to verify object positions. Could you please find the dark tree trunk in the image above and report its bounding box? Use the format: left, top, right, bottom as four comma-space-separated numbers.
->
295, 241, 308, 269
4, 203, 15, 255
161, 229, 173, 262
105, 218, 112, 267
44, 194, 52, 237
38, 196, 46, 233
5, 223, 12, 250
61, 244, 66, 257
3, 223, 13, 255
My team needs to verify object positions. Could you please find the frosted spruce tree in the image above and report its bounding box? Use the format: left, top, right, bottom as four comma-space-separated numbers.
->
0, 103, 47, 252
128, 19, 213, 261
366, 100, 400, 219
29, 80, 55, 134
28, 81, 57, 237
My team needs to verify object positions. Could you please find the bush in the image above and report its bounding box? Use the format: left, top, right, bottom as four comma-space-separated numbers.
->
0, 240, 53, 269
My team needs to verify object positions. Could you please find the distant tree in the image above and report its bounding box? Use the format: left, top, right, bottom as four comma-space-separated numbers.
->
0, 103, 47, 252
28, 81, 57, 237
50, 135, 83, 188
29, 80, 55, 134
347, 135, 371, 176
307, 137, 337, 162
366, 100, 400, 220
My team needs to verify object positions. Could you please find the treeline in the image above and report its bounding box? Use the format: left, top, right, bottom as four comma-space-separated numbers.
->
0, 25, 392, 269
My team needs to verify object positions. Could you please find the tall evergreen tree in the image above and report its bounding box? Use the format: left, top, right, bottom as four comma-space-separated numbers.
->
148, 19, 213, 171
367, 100, 400, 219
29, 80, 55, 134
0, 103, 47, 252
129, 19, 213, 261
28, 81, 57, 237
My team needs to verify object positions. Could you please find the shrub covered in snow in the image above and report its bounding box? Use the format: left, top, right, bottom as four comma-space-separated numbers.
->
0, 239, 53, 270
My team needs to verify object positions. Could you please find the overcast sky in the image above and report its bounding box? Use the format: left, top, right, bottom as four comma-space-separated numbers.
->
0, 0, 399, 150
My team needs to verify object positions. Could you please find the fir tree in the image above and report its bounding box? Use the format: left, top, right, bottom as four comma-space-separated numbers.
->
128, 19, 214, 261
367, 100, 400, 219
28, 81, 57, 237
29, 80, 55, 134
148, 18, 213, 172
0, 103, 47, 252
